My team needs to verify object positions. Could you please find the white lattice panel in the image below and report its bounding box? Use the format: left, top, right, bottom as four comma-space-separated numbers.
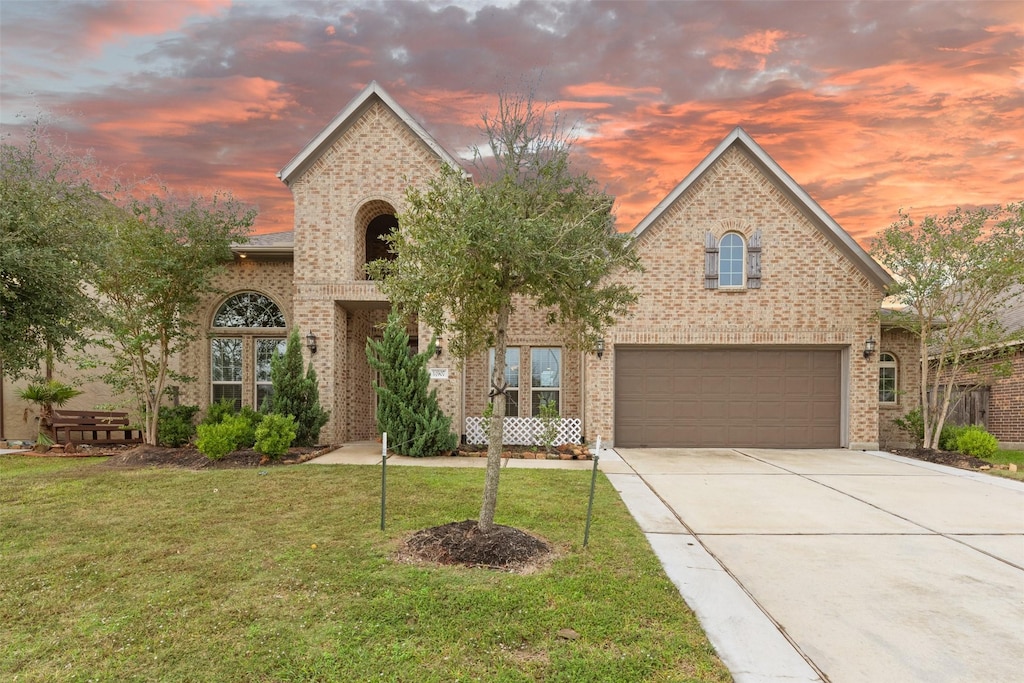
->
465, 416, 582, 446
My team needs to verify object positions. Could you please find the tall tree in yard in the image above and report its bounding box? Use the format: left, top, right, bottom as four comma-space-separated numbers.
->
1, 127, 104, 379
264, 328, 330, 447
94, 190, 255, 445
872, 203, 1024, 449
370, 88, 641, 532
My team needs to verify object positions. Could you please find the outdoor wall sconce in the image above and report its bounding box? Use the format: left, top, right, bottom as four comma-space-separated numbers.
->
306, 332, 318, 354
863, 337, 876, 359
596, 338, 606, 360
435, 338, 442, 357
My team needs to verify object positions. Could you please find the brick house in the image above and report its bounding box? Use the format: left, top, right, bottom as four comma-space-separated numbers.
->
6, 82, 936, 450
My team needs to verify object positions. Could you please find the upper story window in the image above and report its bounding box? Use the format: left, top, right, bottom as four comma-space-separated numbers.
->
705, 230, 762, 289
214, 292, 286, 328
719, 233, 745, 287
879, 352, 897, 404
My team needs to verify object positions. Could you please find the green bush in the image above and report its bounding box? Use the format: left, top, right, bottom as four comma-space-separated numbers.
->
265, 328, 330, 446
954, 426, 999, 459
157, 405, 199, 447
893, 407, 924, 447
254, 414, 296, 459
201, 398, 238, 426
939, 423, 966, 452
536, 398, 560, 453
236, 406, 263, 448
365, 315, 457, 457
196, 415, 251, 460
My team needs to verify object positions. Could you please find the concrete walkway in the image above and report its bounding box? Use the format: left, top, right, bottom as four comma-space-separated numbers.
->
610, 447, 1024, 683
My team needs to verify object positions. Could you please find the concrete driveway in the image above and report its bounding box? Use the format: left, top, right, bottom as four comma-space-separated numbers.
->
605, 447, 1024, 683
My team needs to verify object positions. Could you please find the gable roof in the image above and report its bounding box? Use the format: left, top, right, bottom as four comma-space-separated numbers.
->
277, 81, 462, 186
631, 127, 893, 290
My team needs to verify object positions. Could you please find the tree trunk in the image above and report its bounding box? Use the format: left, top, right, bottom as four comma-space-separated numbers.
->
919, 328, 932, 449
479, 302, 510, 533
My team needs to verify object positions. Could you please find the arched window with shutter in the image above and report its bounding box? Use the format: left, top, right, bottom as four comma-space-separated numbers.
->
706, 229, 761, 289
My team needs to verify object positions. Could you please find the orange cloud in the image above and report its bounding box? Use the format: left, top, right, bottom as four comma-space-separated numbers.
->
78, 0, 230, 54
91, 76, 296, 140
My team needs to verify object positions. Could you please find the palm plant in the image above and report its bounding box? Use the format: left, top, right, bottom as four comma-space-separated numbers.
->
17, 380, 82, 444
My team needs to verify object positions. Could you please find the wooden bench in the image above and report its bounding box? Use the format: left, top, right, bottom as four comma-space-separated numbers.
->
52, 410, 143, 446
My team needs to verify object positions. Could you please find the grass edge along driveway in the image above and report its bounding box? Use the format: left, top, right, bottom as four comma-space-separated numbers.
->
0, 456, 730, 683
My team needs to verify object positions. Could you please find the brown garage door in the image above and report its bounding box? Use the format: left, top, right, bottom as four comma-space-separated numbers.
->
615, 347, 841, 448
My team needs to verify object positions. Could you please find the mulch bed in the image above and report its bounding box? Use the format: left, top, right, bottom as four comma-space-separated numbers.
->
17, 443, 331, 469
400, 519, 555, 572
888, 447, 993, 471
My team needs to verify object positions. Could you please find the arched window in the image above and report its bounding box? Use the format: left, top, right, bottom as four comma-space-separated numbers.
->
719, 233, 745, 287
879, 352, 897, 404
213, 292, 286, 328
365, 214, 398, 278
210, 293, 286, 409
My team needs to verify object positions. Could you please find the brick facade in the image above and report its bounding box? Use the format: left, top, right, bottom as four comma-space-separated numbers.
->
878, 327, 922, 448
4, 84, 910, 452
584, 145, 885, 448
933, 347, 1024, 449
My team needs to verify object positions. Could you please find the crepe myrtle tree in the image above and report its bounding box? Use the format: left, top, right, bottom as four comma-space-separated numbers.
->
872, 203, 1024, 450
370, 87, 641, 533
94, 189, 255, 445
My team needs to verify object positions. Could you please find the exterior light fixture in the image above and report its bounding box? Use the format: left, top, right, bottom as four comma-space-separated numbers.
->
435, 337, 442, 357
306, 332, 318, 354
863, 337, 876, 359
596, 338, 606, 360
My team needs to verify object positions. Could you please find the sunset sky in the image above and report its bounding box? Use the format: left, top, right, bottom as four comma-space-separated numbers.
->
2, 0, 1022, 247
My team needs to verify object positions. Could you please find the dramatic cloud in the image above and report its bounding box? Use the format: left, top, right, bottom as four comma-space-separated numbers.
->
2, 0, 1021, 246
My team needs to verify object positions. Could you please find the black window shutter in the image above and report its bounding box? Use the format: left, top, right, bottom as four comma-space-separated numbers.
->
747, 229, 762, 289
704, 231, 719, 289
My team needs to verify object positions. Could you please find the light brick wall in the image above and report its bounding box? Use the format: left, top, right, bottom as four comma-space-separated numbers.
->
286, 99, 447, 443
180, 258, 295, 415
585, 146, 885, 448
878, 327, 922, 449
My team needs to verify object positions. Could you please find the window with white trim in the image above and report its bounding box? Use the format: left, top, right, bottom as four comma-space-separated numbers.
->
256, 338, 287, 409
719, 233, 745, 287
211, 337, 243, 409
531, 347, 561, 416
879, 352, 897, 404
211, 292, 286, 410
488, 347, 520, 417
704, 230, 762, 289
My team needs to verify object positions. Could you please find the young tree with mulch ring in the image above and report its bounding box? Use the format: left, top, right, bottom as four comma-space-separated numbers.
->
370, 86, 641, 535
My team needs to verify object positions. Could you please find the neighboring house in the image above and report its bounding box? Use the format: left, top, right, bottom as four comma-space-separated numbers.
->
3, 82, 906, 449
932, 291, 1024, 448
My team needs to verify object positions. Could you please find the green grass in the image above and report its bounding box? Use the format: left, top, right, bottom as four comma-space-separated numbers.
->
983, 449, 1024, 481
0, 456, 730, 682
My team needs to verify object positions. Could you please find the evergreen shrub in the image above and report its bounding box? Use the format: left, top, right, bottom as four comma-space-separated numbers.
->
264, 328, 329, 446
366, 313, 457, 457
157, 405, 199, 447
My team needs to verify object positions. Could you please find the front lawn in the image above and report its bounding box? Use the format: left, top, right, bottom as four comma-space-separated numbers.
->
0, 456, 730, 682
984, 449, 1024, 481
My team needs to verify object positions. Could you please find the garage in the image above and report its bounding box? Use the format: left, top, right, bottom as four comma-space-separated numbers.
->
614, 347, 842, 448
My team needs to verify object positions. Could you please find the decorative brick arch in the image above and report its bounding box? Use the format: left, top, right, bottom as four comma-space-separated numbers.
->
354, 199, 398, 279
